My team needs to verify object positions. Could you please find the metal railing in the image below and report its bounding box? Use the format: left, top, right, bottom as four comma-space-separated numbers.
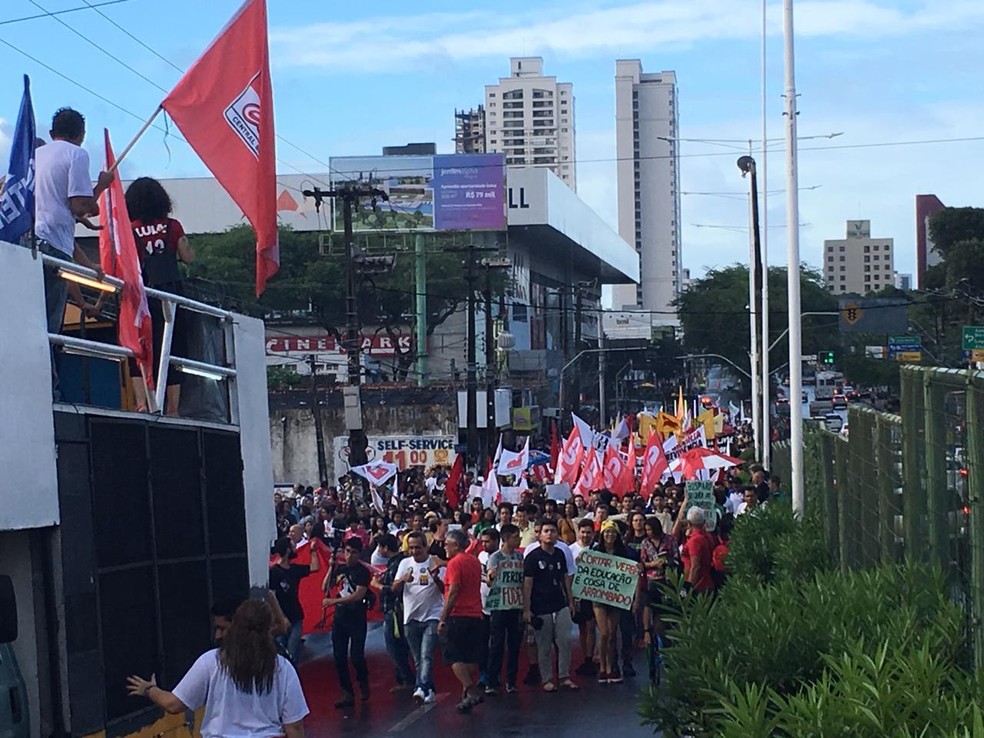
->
43, 254, 239, 423
772, 365, 984, 668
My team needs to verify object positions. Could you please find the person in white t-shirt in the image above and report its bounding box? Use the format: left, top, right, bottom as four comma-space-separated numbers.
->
34, 109, 113, 330
393, 530, 445, 704
127, 599, 308, 738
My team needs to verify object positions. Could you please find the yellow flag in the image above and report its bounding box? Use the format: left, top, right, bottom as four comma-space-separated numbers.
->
676, 386, 685, 420
638, 413, 657, 442
696, 408, 716, 439
657, 411, 681, 439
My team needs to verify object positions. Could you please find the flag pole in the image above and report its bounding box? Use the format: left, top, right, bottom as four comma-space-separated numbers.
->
107, 106, 163, 174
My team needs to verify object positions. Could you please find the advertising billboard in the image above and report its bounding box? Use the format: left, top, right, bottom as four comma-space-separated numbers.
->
329, 153, 506, 233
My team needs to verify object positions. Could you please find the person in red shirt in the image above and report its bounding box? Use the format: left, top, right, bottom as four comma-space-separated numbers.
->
436, 529, 485, 713
680, 507, 716, 594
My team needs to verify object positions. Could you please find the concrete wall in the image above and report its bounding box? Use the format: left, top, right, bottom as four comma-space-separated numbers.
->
269, 388, 459, 485
0, 244, 59, 529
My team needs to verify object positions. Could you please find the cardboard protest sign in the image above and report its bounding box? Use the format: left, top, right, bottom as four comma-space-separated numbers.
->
546, 483, 571, 502
685, 479, 719, 525
571, 549, 639, 611
500, 486, 522, 504
484, 557, 524, 611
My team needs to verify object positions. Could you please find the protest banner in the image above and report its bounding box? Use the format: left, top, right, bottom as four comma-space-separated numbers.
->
572, 549, 639, 611
484, 557, 524, 611
685, 479, 719, 525
546, 482, 571, 502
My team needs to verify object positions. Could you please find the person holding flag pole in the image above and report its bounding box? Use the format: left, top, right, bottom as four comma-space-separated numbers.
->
106, 0, 279, 297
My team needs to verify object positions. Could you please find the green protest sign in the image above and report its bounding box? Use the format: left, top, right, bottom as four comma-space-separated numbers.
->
485, 557, 524, 611
686, 479, 717, 522
572, 549, 638, 611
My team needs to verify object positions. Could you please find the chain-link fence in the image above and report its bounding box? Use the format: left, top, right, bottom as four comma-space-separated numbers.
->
771, 366, 984, 668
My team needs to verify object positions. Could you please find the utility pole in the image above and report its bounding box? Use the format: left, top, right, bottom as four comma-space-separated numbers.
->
738, 155, 765, 461
482, 256, 511, 464
414, 233, 427, 387
466, 243, 478, 470
308, 354, 328, 484
303, 184, 389, 476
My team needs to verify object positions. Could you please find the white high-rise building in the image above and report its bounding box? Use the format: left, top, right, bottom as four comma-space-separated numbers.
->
484, 57, 576, 191
823, 220, 895, 295
611, 60, 681, 318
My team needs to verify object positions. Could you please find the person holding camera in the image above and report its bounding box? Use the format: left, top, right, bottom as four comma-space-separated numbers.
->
522, 519, 579, 692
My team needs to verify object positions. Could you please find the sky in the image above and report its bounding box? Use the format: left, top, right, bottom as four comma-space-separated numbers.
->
2, 0, 984, 287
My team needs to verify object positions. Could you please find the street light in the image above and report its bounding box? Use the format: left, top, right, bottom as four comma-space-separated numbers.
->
767, 312, 840, 353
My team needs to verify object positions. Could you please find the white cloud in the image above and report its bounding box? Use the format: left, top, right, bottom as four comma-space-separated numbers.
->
271, 1, 984, 70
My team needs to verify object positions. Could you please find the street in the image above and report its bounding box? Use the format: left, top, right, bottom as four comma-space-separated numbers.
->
296, 626, 657, 738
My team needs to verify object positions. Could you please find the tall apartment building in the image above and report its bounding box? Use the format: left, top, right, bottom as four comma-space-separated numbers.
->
454, 106, 486, 154
823, 220, 895, 295
611, 60, 681, 317
483, 57, 576, 191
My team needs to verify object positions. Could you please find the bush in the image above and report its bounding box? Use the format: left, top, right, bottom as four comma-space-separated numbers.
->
639, 505, 973, 737
726, 503, 832, 586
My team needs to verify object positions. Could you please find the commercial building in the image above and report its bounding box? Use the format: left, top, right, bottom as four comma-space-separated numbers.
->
454, 106, 486, 154
823, 219, 896, 295
482, 57, 577, 191
611, 60, 682, 317
915, 194, 945, 288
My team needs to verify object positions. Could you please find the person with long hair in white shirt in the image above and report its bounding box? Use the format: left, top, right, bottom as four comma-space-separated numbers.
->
126, 599, 308, 738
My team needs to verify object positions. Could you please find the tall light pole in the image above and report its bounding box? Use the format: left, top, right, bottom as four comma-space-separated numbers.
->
761, 0, 771, 467
739, 155, 764, 462
783, 0, 805, 516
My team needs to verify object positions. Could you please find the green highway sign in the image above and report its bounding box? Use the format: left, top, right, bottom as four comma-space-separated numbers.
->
963, 326, 984, 351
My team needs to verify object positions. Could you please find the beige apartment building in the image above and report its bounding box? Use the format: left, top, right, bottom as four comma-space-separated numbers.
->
483, 57, 576, 191
823, 220, 895, 295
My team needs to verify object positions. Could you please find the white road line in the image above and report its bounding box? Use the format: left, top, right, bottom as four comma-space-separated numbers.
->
388, 692, 450, 733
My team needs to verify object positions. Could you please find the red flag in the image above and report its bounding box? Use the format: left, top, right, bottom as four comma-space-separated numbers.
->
575, 445, 603, 497
549, 420, 561, 473
639, 431, 669, 496
616, 437, 637, 496
445, 454, 464, 510
99, 130, 154, 389
554, 428, 583, 487
161, 0, 278, 296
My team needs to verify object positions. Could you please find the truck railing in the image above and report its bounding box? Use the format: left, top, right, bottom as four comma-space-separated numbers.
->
42, 253, 239, 424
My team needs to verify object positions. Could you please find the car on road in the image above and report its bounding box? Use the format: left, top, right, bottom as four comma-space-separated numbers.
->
823, 413, 844, 433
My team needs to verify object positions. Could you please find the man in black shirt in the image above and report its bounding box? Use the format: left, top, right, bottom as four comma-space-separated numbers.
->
523, 519, 578, 691
324, 537, 372, 708
269, 536, 320, 664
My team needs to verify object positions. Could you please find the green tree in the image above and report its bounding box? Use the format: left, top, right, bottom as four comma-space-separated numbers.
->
674, 265, 838, 385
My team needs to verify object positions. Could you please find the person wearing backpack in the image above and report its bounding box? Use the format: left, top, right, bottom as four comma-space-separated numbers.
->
373, 534, 415, 693
323, 537, 372, 708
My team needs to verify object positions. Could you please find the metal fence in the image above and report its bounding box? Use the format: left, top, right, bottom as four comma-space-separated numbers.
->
771, 365, 984, 668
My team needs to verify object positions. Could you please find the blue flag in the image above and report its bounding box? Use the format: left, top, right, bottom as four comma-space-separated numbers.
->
0, 75, 36, 244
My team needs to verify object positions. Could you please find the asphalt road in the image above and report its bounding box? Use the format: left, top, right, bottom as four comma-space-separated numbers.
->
295, 624, 658, 738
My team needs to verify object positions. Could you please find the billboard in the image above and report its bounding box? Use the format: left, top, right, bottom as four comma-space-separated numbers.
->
329, 153, 506, 232
332, 434, 457, 472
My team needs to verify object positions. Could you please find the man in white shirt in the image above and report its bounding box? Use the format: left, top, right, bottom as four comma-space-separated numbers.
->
393, 530, 444, 704
34, 108, 112, 393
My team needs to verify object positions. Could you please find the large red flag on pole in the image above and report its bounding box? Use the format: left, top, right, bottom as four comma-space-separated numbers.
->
99, 130, 154, 390
161, 0, 278, 296
445, 454, 464, 510
639, 430, 669, 496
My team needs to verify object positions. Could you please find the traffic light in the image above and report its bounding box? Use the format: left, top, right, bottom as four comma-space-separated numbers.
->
819, 350, 835, 365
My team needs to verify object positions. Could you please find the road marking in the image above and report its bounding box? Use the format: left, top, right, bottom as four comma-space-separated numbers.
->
388, 692, 450, 733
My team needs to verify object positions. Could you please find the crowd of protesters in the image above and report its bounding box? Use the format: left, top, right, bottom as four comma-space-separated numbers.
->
269, 457, 781, 715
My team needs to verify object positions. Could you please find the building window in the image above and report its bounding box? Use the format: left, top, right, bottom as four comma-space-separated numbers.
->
839, 246, 845, 252
840, 256, 845, 262
864, 265, 870, 272
864, 256, 870, 262
840, 266, 846, 272
864, 245, 870, 253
